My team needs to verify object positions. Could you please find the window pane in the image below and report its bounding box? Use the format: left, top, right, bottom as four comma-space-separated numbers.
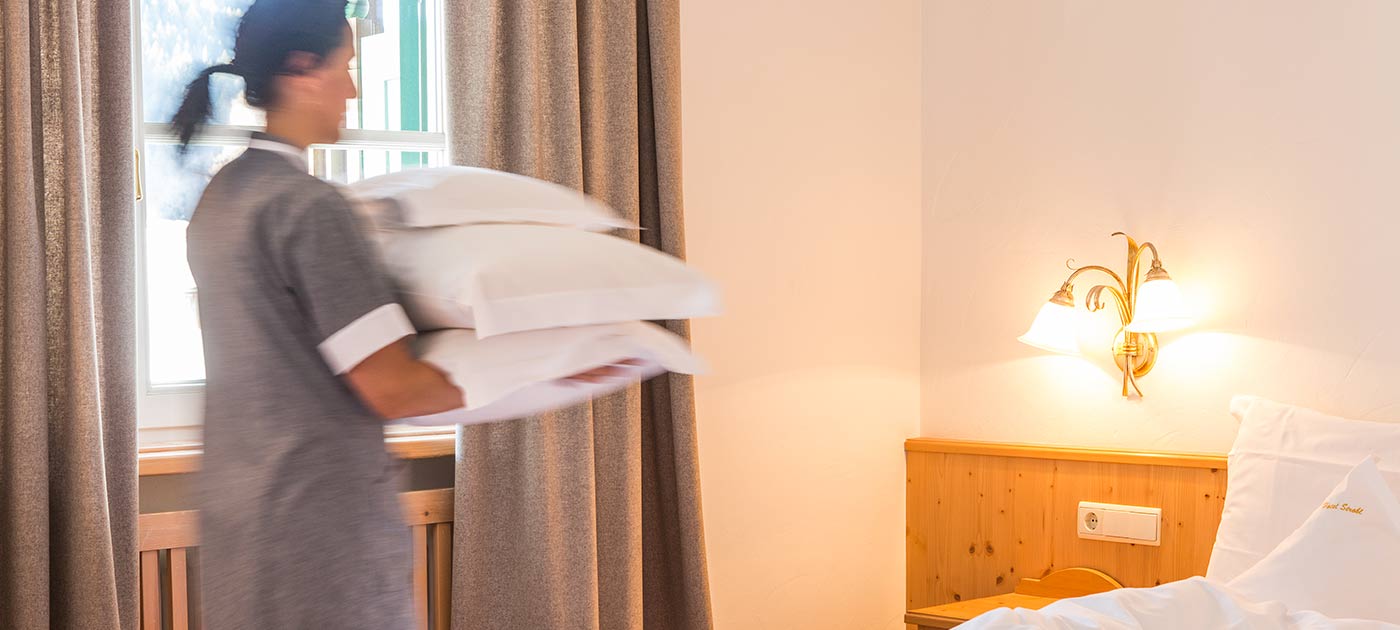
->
311, 147, 446, 184
141, 0, 441, 133
143, 143, 244, 386
139, 0, 261, 126
348, 0, 443, 133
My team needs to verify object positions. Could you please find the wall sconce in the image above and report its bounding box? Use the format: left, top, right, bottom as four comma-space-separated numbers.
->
1018, 232, 1192, 397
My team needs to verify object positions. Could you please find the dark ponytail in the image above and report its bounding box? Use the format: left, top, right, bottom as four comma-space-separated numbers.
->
171, 0, 351, 153
172, 64, 241, 151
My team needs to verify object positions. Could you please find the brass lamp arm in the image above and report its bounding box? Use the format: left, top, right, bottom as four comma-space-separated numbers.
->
1061, 264, 1127, 296
1114, 232, 1164, 313
1085, 284, 1131, 326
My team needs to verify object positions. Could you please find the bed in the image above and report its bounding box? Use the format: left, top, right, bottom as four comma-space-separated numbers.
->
940, 396, 1400, 629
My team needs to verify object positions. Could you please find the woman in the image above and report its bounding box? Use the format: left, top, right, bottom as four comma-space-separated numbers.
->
175, 1, 622, 626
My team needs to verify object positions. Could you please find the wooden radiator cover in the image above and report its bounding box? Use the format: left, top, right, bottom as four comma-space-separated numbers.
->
138, 488, 453, 630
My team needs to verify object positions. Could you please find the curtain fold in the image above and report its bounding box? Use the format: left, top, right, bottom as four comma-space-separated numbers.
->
0, 1, 138, 629
443, 1, 712, 628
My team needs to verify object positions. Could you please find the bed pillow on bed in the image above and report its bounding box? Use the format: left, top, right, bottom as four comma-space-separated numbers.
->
345, 166, 635, 231
394, 321, 706, 427
1208, 396, 1400, 583
1227, 457, 1400, 623
372, 224, 721, 337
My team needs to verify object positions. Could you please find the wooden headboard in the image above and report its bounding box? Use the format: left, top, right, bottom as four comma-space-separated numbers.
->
905, 439, 1228, 612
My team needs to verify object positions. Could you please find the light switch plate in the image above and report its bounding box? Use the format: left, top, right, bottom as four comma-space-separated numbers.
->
1077, 501, 1161, 546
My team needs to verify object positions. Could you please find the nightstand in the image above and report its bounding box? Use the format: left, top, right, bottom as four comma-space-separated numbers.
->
905, 568, 1122, 629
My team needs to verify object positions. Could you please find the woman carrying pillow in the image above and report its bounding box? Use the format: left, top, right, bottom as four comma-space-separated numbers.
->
174, 1, 629, 626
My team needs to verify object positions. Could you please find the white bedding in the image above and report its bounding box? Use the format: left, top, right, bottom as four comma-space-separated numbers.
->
957, 578, 1399, 630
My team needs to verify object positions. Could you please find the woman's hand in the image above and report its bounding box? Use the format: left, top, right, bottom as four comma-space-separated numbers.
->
560, 359, 648, 385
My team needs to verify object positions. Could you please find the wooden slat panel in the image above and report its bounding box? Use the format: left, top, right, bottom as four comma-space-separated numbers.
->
171, 548, 190, 630
906, 448, 1228, 611
140, 490, 454, 552
401, 488, 454, 526
938, 453, 1055, 605
431, 523, 453, 630
904, 438, 1226, 470
413, 525, 430, 630
141, 550, 162, 630
905, 446, 932, 613
189, 548, 204, 630
139, 490, 457, 628
140, 510, 200, 551
1048, 460, 1226, 587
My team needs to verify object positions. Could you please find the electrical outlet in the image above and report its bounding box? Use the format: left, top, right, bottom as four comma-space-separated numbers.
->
1077, 501, 1161, 546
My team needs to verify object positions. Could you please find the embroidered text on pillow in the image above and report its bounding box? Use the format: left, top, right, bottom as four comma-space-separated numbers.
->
1321, 502, 1366, 515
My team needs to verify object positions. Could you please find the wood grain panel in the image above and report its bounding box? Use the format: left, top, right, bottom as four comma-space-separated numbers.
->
413, 525, 430, 630
906, 442, 1228, 611
139, 510, 200, 551
141, 550, 162, 630
138, 429, 457, 476
401, 488, 454, 526
431, 523, 453, 630
171, 548, 191, 630
905, 438, 1226, 469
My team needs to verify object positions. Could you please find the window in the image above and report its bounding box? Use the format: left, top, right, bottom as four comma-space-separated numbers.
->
133, 0, 446, 444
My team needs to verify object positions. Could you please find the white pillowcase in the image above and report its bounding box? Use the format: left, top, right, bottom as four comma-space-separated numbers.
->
395, 321, 705, 427
1208, 396, 1400, 583
373, 224, 721, 337
345, 166, 635, 231
1228, 458, 1400, 623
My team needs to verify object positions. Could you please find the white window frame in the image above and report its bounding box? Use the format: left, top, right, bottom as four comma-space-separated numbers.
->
132, 0, 448, 446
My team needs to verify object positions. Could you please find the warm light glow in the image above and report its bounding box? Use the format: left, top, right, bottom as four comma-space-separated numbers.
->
1127, 278, 1193, 332
1018, 301, 1082, 355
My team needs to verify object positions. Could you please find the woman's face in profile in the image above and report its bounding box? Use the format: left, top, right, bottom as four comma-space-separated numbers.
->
278, 24, 357, 144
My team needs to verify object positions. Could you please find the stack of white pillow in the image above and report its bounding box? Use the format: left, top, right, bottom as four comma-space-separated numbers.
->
345, 166, 719, 426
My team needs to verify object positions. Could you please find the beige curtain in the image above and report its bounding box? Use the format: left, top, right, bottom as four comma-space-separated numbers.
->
443, 1, 712, 628
0, 1, 138, 629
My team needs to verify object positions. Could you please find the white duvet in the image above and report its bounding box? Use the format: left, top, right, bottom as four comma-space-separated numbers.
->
958, 578, 1400, 630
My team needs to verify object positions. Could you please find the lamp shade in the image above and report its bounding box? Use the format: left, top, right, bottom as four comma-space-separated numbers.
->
1018, 300, 1082, 355
1127, 277, 1192, 332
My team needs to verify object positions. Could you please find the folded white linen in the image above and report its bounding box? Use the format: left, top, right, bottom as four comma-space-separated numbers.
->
372, 224, 721, 337
345, 165, 635, 231
395, 321, 705, 427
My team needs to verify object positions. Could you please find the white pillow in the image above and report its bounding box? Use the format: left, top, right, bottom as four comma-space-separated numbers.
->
395, 321, 705, 427
1228, 458, 1400, 623
1208, 396, 1400, 583
345, 166, 635, 231
373, 224, 721, 337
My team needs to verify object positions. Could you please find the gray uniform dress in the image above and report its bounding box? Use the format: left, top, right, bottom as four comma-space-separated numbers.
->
186, 133, 414, 629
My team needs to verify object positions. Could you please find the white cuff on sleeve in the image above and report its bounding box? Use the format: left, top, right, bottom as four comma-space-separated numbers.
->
318, 303, 416, 374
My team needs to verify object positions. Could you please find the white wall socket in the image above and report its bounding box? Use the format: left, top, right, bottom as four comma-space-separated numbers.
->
1077, 501, 1161, 546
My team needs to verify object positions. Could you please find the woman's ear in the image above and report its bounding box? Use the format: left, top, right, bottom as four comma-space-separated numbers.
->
272, 51, 326, 109
281, 51, 323, 76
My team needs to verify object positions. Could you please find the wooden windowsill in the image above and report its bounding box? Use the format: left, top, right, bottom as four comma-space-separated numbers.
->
138, 427, 457, 477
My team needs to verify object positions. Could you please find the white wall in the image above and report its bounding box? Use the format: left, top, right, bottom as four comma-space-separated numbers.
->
681, 2, 922, 629
922, 1, 1400, 453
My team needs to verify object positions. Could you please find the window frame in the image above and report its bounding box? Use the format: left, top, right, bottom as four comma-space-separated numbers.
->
132, 0, 449, 446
